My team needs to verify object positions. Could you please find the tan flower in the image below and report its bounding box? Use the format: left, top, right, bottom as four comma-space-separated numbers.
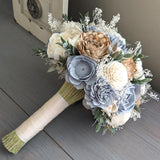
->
135, 97, 141, 107
122, 58, 137, 80
77, 31, 111, 60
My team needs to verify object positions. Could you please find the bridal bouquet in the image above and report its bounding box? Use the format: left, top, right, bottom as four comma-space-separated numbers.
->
2, 8, 159, 154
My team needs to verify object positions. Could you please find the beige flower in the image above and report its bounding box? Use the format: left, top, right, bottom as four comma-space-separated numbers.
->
77, 31, 111, 60
105, 61, 128, 90
110, 112, 131, 128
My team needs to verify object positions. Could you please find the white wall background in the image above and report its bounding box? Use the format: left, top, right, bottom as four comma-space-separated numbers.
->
69, 0, 160, 92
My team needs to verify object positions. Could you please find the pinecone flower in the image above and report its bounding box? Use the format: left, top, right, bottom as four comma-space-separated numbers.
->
77, 31, 111, 60
122, 58, 137, 80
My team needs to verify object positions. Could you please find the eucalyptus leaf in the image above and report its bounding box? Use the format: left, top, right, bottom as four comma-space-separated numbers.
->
131, 78, 152, 85
134, 105, 141, 113
96, 124, 102, 133
123, 54, 134, 58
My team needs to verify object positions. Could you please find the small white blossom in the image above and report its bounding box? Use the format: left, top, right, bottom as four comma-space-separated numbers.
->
84, 16, 90, 25
144, 69, 153, 77
48, 13, 61, 32
145, 83, 151, 91
96, 55, 113, 79
134, 41, 142, 54
131, 110, 141, 121
107, 13, 120, 32
147, 91, 159, 101
126, 41, 142, 55
92, 8, 103, 24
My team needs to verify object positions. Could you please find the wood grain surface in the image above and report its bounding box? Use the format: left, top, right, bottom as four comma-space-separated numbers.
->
0, 1, 160, 160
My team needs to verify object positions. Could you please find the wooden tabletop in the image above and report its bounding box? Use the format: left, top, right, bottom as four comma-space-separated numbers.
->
0, 1, 160, 160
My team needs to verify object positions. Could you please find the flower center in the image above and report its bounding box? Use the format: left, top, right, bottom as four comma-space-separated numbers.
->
75, 61, 91, 78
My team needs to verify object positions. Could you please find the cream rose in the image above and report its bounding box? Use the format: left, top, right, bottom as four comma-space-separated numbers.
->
60, 21, 82, 47
47, 22, 82, 60
47, 33, 66, 60
105, 61, 128, 90
110, 112, 131, 128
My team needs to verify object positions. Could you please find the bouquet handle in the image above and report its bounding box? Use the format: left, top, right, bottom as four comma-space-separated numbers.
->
16, 93, 68, 143
2, 82, 84, 154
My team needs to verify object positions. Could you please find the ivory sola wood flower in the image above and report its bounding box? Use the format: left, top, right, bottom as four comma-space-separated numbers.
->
105, 61, 128, 90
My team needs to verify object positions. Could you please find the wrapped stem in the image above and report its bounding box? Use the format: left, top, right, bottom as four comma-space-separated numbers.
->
2, 82, 84, 154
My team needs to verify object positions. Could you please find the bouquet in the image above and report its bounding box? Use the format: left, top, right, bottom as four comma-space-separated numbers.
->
2, 8, 159, 154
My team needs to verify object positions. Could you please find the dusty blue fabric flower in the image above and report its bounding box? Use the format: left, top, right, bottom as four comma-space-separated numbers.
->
107, 34, 127, 52
84, 78, 116, 109
65, 56, 97, 89
85, 25, 103, 33
134, 85, 141, 100
117, 84, 137, 114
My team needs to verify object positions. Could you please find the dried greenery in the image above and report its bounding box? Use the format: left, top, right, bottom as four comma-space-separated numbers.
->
62, 14, 72, 22
32, 48, 48, 59
79, 12, 90, 31
134, 105, 141, 113
56, 37, 78, 55
93, 108, 117, 135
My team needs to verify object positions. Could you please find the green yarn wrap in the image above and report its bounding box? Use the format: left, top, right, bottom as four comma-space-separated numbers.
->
58, 81, 85, 105
2, 130, 25, 154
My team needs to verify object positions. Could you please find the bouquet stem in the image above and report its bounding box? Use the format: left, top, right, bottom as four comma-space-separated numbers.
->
2, 82, 84, 154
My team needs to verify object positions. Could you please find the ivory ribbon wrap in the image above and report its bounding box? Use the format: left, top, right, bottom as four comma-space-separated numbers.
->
16, 93, 68, 143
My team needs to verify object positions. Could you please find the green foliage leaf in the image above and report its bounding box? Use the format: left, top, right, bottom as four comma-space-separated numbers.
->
131, 78, 152, 85
47, 66, 55, 72
109, 127, 117, 135
123, 54, 134, 58
113, 51, 123, 61
32, 48, 48, 58
93, 108, 117, 135
62, 14, 72, 22
56, 36, 78, 55
102, 126, 109, 135
134, 105, 141, 113
79, 11, 90, 31
133, 52, 149, 62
